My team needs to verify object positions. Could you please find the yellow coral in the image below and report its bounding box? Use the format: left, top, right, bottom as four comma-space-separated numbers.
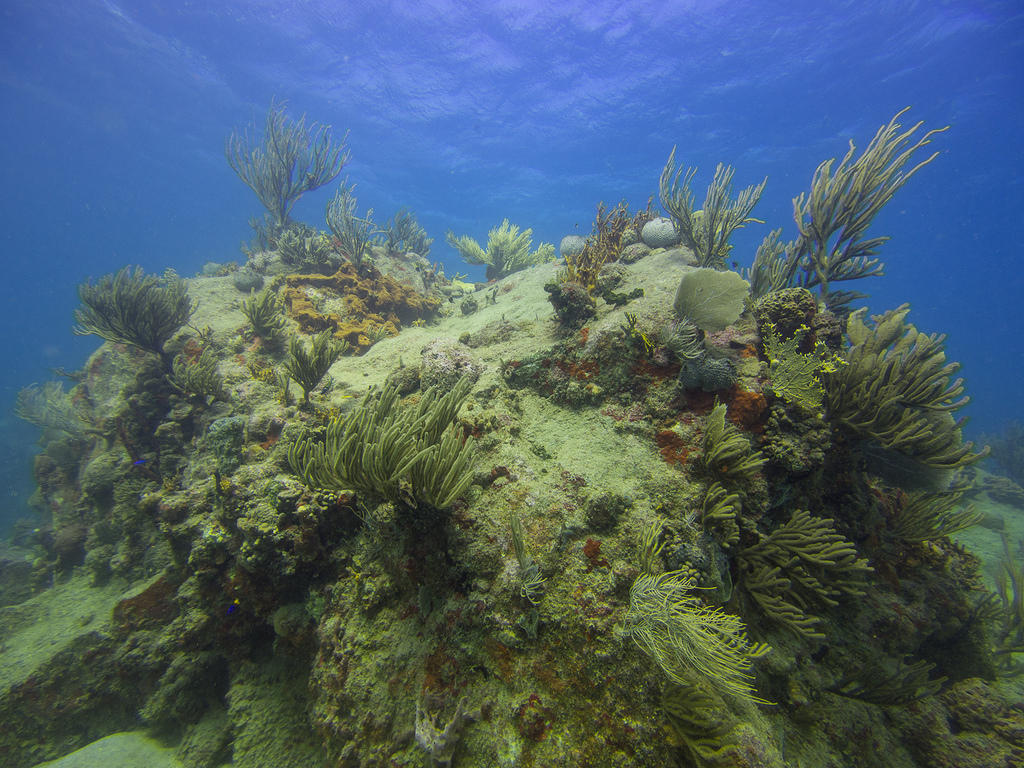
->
763, 322, 845, 413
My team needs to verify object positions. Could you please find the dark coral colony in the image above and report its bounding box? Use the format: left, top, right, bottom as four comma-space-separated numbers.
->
2, 104, 1022, 768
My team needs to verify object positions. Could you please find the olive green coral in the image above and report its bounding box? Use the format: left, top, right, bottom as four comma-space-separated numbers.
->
831, 657, 944, 704
274, 224, 339, 272
661, 678, 742, 767
240, 287, 287, 341
700, 483, 741, 550
510, 508, 546, 604
170, 348, 225, 401
226, 99, 350, 231
699, 403, 765, 485
326, 182, 377, 267
740, 509, 872, 638
745, 108, 947, 310
73, 266, 196, 363
15, 382, 92, 436
993, 535, 1024, 674
288, 377, 475, 510
283, 330, 348, 404
823, 304, 987, 470
383, 208, 432, 257
891, 485, 983, 541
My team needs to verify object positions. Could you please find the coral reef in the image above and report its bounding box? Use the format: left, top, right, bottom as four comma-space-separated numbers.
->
4, 112, 1021, 768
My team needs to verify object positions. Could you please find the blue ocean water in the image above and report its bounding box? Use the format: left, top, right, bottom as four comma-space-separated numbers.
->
0, 0, 1021, 531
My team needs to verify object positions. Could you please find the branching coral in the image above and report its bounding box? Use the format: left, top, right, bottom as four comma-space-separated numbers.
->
562, 200, 652, 294
890, 486, 983, 541
383, 208, 432, 257
15, 382, 93, 437
510, 509, 546, 604
240, 288, 286, 341
984, 421, 1024, 486
170, 348, 224, 402
745, 108, 947, 311
283, 330, 348, 404
742, 565, 825, 639
822, 305, 988, 470
701, 483, 741, 550
740, 509, 872, 638
661, 678, 742, 767
745, 228, 792, 301
325, 182, 378, 267
288, 377, 475, 510
274, 223, 340, 273
74, 266, 196, 364
993, 535, 1024, 674
699, 403, 766, 485
659, 150, 766, 269
625, 569, 770, 703
830, 657, 945, 704
446, 220, 554, 281
226, 99, 349, 231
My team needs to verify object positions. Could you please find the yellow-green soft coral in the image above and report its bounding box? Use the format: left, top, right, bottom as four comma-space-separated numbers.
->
445, 219, 555, 280
625, 569, 771, 703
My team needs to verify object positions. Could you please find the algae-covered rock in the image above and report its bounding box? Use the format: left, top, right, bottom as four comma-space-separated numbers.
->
176, 705, 231, 768
762, 402, 832, 475
585, 490, 634, 532
226, 657, 323, 768
753, 286, 817, 343
232, 269, 264, 293
678, 355, 737, 393
32, 731, 184, 768
80, 451, 122, 508
619, 241, 651, 264
544, 279, 596, 327
205, 416, 246, 475
420, 337, 483, 391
